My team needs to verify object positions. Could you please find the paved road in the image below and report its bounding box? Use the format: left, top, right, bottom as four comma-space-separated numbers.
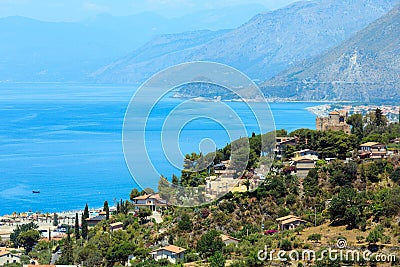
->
50, 250, 61, 264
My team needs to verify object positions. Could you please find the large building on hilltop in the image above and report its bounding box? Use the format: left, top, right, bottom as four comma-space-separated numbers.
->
316, 110, 351, 134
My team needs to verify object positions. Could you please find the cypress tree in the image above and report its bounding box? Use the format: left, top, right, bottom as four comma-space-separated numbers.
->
58, 227, 74, 264
125, 200, 129, 214
74, 213, 80, 240
81, 203, 89, 241
104, 201, 110, 220
116, 202, 120, 213
84, 203, 89, 219
81, 213, 87, 241
53, 213, 58, 227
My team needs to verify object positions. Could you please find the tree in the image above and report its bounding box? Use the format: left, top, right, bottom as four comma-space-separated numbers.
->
74, 213, 80, 240
366, 226, 383, 244
209, 251, 226, 267
279, 239, 292, 250
57, 229, 74, 264
385, 186, 400, 216
76, 243, 103, 267
303, 168, 319, 196
172, 174, 179, 186
347, 113, 364, 140
81, 212, 88, 241
142, 188, 155, 195
10, 222, 38, 248
106, 242, 135, 266
53, 213, 58, 227
178, 213, 193, 232
307, 233, 322, 242
328, 187, 365, 229
18, 229, 40, 254
104, 201, 110, 220
137, 208, 152, 223
196, 230, 224, 259
390, 168, 400, 184
129, 188, 140, 201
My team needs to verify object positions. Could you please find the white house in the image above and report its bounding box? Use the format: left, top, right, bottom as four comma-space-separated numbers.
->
276, 215, 308, 231
0, 251, 20, 266
149, 245, 186, 264
132, 194, 167, 211
220, 234, 241, 245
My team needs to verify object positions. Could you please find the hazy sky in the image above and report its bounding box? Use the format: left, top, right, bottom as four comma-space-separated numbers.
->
0, 0, 298, 21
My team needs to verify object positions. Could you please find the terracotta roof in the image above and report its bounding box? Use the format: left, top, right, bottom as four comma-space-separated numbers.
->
151, 245, 186, 254
133, 194, 151, 200
329, 111, 340, 115
220, 234, 241, 242
276, 215, 298, 222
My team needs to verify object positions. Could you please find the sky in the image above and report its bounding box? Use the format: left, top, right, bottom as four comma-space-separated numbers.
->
0, 0, 298, 21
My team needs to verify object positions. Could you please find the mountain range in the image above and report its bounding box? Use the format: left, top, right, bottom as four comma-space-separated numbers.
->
92, 0, 399, 88
262, 3, 400, 101
0, 4, 265, 82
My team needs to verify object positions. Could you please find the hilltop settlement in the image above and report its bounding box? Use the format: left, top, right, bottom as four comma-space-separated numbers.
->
1, 108, 400, 267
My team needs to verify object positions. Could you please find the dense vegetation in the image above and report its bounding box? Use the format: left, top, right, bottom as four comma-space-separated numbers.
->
8, 109, 400, 267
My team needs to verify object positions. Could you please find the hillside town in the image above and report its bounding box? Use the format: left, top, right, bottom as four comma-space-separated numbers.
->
1, 108, 400, 267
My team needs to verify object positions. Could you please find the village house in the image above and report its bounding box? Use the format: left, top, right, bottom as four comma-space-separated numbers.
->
85, 213, 106, 227
110, 222, 123, 232
274, 136, 298, 160
131, 194, 167, 211
276, 215, 308, 231
149, 245, 186, 264
220, 234, 241, 246
292, 158, 316, 178
0, 251, 20, 266
292, 149, 319, 161
359, 142, 387, 159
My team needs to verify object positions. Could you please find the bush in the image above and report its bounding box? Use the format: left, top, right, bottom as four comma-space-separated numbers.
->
307, 233, 322, 242
279, 239, 292, 251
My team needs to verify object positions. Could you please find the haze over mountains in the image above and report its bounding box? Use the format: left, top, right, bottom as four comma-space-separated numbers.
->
1, 0, 399, 101
92, 0, 399, 87
262, 3, 400, 101
0, 4, 265, 82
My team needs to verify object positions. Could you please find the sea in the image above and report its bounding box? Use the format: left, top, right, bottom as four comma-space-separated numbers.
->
0, 83, 326, 215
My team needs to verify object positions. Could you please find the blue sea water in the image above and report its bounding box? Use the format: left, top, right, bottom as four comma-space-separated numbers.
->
0, 83, 324, 215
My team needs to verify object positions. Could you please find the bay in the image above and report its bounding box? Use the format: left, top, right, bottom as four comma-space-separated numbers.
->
0, 83, 325, 214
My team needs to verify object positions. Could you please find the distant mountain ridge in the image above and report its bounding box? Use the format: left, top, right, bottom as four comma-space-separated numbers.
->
0, 4, 265, 82
92, 0, 399, 85
262, 3, 400, 101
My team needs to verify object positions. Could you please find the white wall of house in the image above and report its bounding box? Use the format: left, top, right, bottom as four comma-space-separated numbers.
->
0, 254, 20, 266
151, 250, 184, 264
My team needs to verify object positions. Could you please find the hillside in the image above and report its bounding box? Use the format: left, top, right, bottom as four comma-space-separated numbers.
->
92, 0, 399, 85
263, 4, 400, 101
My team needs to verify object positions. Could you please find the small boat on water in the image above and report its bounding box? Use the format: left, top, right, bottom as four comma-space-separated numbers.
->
32, 190, 40, 194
